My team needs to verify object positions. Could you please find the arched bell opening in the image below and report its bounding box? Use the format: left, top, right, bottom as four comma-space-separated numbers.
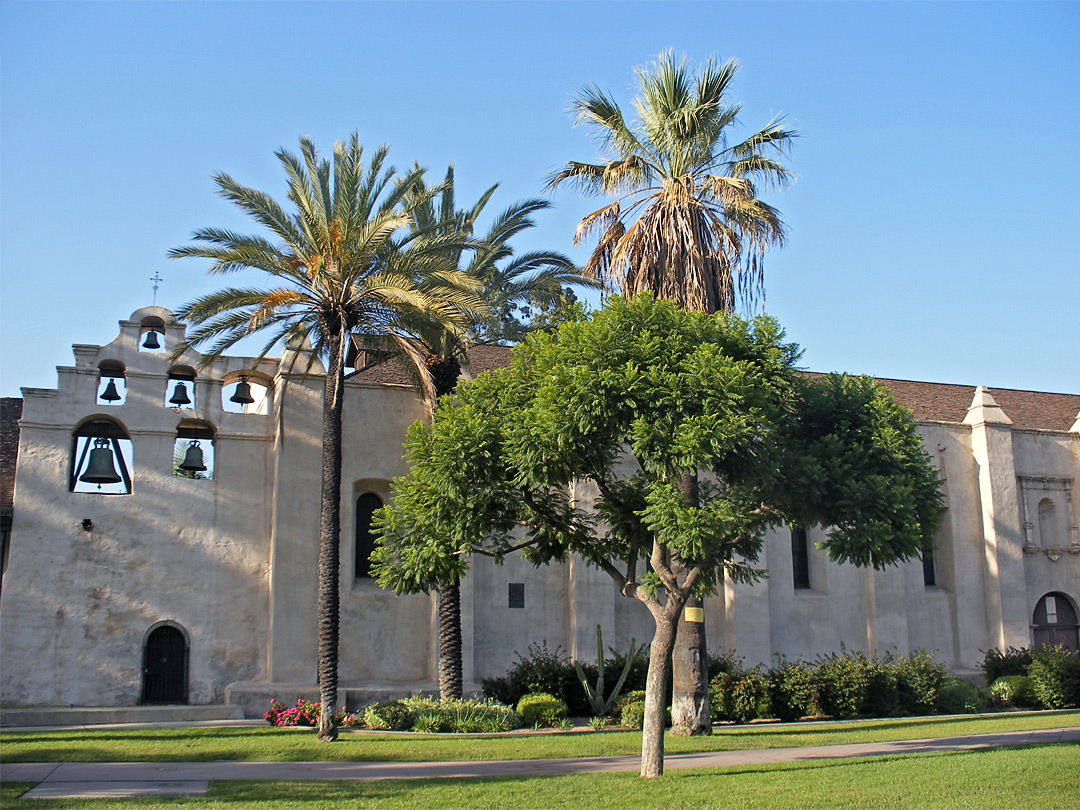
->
139, 316, 166, 353
1032, 592, 1079, 652
173, 420, 215, 480
166, 366, 197, 410
140, 622, 189, 704
70, 417, 133, 495
221, 371, 273, 415
97, 360, 126, 406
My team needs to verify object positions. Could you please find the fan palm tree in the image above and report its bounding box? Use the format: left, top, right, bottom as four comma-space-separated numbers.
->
549, 52, 796, 751
547, 50, 796, 315
170, 134, 482, 740
403, 166, 594, 698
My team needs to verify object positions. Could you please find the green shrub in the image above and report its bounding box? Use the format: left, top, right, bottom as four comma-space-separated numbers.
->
615, 690, 646, 728
480, 675, 519, 708
816, 653, 869, 719
362, 700, 413, 730
517, 692, 566, 727
936, 677, 988, 714
767, 658, 817, 722
892, 649, 946, 715
859, 654, 900, 718
1028, 645, 1080, 709
707, 651, 743, 681
981, 647, 1032, 685
708, 672, 737, 722
731, 671, 772, 724
989, 675, 1037, 708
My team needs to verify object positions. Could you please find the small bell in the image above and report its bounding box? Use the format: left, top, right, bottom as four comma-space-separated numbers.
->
79, 438, 122, 487
142, 330, 161, 350
169, 381, 191, 406
178, 440, 207, 473
230, 378, 255, 405
100, 378, 122, 402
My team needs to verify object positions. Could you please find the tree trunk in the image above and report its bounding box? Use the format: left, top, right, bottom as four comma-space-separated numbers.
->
670, 594, 711, 735
640, 610, 678, 778
317, 333, 345, 742
670, 472, 710, 736
437, 582, 463, 699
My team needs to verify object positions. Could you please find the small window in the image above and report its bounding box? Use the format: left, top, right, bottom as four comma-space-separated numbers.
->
166, 367, 196, 410
139, 317, 166, 353
791, 527, 810, 589
71, 419, 133, 495
173, 422, 214, 479
922, 548, 937, 587
97, 361, 126, 406
508, 582, 525, 609
355, 493, 383, 578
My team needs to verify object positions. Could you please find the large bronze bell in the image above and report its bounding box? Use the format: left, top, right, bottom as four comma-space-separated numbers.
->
169, 381, 191, 406
178, 440, 207, 473
142, 330, 161, 350
99, 378, 122, 402
79, 438, 122, 486
229, 378, 255, 405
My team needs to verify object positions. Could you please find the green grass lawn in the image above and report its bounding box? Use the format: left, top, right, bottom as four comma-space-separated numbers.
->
3, 743, 1078, 809
1, 711, 1076, 764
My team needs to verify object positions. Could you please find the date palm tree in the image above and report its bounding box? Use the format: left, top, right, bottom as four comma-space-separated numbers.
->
549, 52, 796, 773
547, 50, 795, 315
401, 166, 594, 698
170, 134, 481, 740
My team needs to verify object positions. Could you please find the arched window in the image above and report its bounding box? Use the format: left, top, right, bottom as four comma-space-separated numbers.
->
174, 421, 215, 480
1038, 498, 1061, 548
70, 418, 133, 495
221, 373, 272, 415
140, 623, 189, 704
97, 361, 126, 406
166, 367, 196, 410
355, 493, 383, 578
1032, 592, 1079, 652
139, 316, 166, 353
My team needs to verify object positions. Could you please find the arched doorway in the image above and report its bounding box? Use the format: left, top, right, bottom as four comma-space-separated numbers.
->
140, 624, 189, 704
1032, 593, 1079, 652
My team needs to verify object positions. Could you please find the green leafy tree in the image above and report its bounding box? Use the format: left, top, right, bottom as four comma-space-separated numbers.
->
170, 134, 481, 741
373, 295, 942, 776
398, 166, 595, 699
549, 51, 797, 734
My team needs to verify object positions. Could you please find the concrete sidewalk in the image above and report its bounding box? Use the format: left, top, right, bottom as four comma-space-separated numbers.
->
5, 726, 1078, 800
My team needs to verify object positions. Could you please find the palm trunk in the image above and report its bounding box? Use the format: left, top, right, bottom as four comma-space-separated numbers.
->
317, 332, 345, 742
437, 583, 463, 698
670, 472, 711, 736
640, 609, 678, 778
671, 594, 711, 735
428, 353, 464, 700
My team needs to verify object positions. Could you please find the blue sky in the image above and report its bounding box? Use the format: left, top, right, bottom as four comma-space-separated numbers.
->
2, 1, 1077, 398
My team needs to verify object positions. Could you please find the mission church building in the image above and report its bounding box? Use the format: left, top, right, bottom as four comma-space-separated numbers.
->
1, 306, 1078, 715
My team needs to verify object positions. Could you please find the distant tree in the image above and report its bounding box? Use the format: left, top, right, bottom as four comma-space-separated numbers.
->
548, 51, 795, 314
171, 134, 481, 741
373, 295, 942, 777
549, 51, 797, 732
398, 166, 595, 699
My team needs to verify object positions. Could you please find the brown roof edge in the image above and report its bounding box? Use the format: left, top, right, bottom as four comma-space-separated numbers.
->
1, 398, 24, 518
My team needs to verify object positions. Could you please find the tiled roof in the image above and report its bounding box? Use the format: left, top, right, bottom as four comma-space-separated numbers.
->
872, 379, 1080, 431
348, 349, 1080, 433
347, 345, 513, 386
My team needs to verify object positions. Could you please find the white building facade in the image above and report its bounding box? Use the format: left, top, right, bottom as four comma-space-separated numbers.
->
1, 307, 1078, 714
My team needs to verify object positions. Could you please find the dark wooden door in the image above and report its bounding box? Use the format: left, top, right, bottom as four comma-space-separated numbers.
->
1032, 593, 1079, 652
141, 625, 189, 704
